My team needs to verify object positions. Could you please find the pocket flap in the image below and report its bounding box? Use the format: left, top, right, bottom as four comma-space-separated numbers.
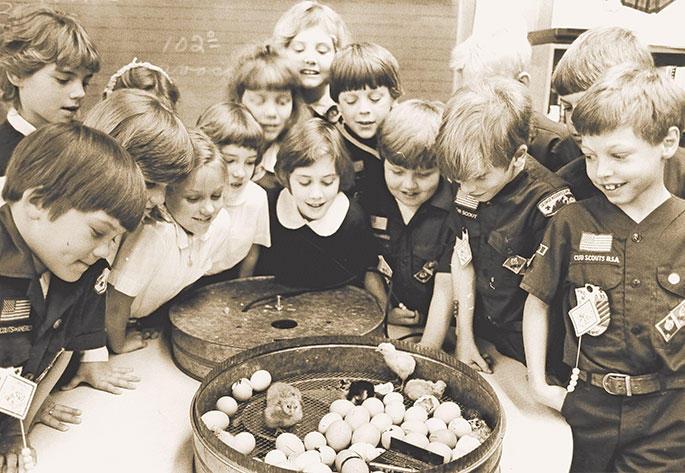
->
657, 267, 685, 297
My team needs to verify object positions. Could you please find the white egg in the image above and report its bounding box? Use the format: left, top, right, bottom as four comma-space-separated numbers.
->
233, 432, 256, 455
403, 406, 428, 423
330, 399, 356, 417
215, 396, 238, 417
370, 412, 393, 432
264, 449, 288, 465
384, 401, 406, 424
249, 370, 272, 391
383, 392, 404, 405
276, 432, 305, 457
318, 412, 343, 434
304, 431, 327, 450
201, 410, 230, 432
231, 378, 253, 401
361, 397, 385, 417
425, 417, 447, 435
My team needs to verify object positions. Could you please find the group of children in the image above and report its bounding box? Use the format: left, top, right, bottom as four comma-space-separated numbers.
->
0, 2, 683, 472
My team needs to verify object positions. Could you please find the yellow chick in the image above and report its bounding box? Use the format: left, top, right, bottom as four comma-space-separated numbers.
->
264, 382, 303, 429
404, 378, 447, 401
376, 342, 416, 389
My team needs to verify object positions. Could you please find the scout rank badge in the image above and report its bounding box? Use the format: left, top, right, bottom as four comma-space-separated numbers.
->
452, 228, 471, 268
655, 299, 685, 342
502, 255, 528, 275
414, 260, 438, 284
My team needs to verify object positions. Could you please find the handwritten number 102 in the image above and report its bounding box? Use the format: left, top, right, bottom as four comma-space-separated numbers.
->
162, 31, 218, 54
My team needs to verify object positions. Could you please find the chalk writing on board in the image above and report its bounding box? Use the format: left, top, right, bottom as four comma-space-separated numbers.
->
162, 31, 219, 55
159, 64, 231, 78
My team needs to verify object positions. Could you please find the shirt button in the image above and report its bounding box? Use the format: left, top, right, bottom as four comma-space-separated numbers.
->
53, 319, 62, 330
631, 326, 642, 335
668, 273, 681, 285
630, 278, 641, 288
631, 233, 642, 243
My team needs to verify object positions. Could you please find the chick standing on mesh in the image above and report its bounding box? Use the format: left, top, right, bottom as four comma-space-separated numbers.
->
376, 342, 416, 389
264, 382, 303, 429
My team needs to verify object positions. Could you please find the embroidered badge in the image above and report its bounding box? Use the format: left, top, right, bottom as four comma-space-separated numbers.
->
579, 232, 613, 252
655, 299, 685, 342
93, 268, 110, 295
414, 261, 437, 284
536, 244, 548, 256
0, 325, 32, 335
452, 228, 472, 267
0, 368, 37, 420
502, 255, 528, 275
574, 284, 611, 336
538, 188, 575, 216
370, 215, 388, 231
455, 189, 479, 210
353, 160, 365, 173
0, 300, 31, 322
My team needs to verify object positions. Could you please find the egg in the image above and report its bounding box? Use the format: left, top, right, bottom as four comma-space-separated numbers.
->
429, 428, 458, 448
276, 432, 305, 457
380, 425, 405, 449
426, 442, 453, 464
361, 397, 384, 417
249, 369, 272, 391
318, 412, 343, 434
351, 423, 381, 447
316, 445, 336, 466
384, 401, 406, 424
345, 406, 371, 430
414, 394, 440, 415
201, 410, 230, 432
452, 435, 481, 460
233, 432, 256, 455
403, 406, 428, 423
433, 401, 461, 424
304, 431, 327, 450
340, 457, 369, 473
303, 463, 333, 473
404, 431, 430, 448
349, 442, 383, 462
294, 450, 322, 470
278, 460, 300, 471
231, 378, 253, 401
330, 398, 356, 417
215, 396, 238, 417
216, 430, 234, 447
448, 417, 472, 438
401, 420, 428, 436
325, 420, 353, 451
369, 412, 393, 432
425, 417, 447, 435
383, 392, 404, 405
264, 449, 288, 466
334, 449, 362, 471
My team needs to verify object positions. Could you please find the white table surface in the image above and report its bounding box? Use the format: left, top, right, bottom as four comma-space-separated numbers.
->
29, 337, 571, 473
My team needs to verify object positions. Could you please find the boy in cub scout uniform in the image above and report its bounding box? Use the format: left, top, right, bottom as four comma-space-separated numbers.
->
433, 77, 574, 376
0, 123, 144, 469
521, 65, 685, 472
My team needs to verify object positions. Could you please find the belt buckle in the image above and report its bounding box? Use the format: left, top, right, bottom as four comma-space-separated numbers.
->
602, 372, 632, 396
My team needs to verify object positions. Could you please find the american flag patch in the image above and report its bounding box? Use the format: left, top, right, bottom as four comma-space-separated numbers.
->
455, 189, 479, 210
0, 299, 31, 322
579, 232, 612, 252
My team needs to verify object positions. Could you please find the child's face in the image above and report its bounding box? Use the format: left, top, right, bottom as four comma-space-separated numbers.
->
559, 92, 584, 147
581, 126, 672, 212
220, 144, 258, 196
12, 63, 92, 127
241, 89, 293, 143
29, 208, 124, 282
285, 26, 336, 91
384, 161, 440, 210
338, 86, 394, 140
457, 160, 520, 203
165, 165, 225, 235
144, 181, 168, 219
288, 156, 340, 220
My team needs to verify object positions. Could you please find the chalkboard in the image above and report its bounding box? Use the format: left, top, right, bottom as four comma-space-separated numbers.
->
4, 0, 457, 126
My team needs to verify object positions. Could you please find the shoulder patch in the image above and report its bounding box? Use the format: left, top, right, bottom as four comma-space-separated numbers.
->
538, 188, 575, 216
93, 267, 110, 295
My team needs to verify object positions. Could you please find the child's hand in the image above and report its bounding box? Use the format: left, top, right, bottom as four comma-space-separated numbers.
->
121, 329, 157, 353
0, 432, 36, 472
530, 381, 567, 412
36, 396, 81, 432
388, 307, 422, 325
456, 340, 493, 374
62, 362, 140, 394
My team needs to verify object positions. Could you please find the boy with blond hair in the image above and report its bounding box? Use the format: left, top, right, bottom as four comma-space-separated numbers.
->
522, 64, 685, 472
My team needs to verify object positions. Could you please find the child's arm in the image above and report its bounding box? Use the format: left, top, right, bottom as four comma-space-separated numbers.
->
453, 260, 492, 373
105, 286, 147, 354
522, 293, 566, 411
364, 270, 388, 312
238, 244, 261, 278
419, 272, 452, 349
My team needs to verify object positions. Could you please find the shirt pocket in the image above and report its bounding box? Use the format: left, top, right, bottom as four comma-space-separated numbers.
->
655, 265, 685, 350
567, 260, 622, 305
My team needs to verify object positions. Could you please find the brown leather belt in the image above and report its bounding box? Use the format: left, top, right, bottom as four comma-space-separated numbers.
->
578, 370, 685, 396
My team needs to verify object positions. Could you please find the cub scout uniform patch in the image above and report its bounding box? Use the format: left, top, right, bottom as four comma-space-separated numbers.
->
370, 215, 388, 231
656, 299, 685, 342
502, 255, 528, 275
579, 232, 613, 252
413, 261, 437, 284
352, 160, 365, 173
1, 299, 31, 323
454, 189, 479, 219
537, 188, 575, 216
377, 255, 393, 280
93, 267, 110, 295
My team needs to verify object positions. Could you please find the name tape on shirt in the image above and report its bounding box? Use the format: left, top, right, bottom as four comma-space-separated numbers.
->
579, 232, 613, 253
537, 188, 575, 217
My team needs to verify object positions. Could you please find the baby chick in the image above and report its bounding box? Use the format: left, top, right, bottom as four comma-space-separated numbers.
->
376, 342, 416, 390
264, 382, 303, 429
404, 378, 447, 400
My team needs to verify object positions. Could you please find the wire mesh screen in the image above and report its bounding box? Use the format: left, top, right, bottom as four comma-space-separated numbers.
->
620, 0, 677, 13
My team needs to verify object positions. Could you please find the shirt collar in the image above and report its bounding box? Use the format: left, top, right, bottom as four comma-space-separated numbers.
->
262, 143, 279, 173
276, 188, 349, 237
339, 124, 380, 160
7, 108, 36, 137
